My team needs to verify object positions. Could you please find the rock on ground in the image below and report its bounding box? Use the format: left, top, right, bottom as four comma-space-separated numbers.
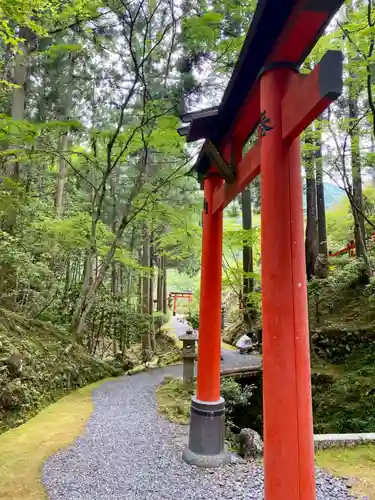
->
239, 428, 263, 460
42, 365, 354, 500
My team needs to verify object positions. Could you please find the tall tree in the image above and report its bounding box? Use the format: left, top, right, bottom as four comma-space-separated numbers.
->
55, 51, 75, 216
241, 185, 254, 323
304, 131, 318, 280
315, 119, 328, 278
349, 91, 366, 257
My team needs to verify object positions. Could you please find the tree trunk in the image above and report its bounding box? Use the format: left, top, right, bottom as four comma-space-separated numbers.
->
149, 233, 155, 315
71, 246, 94, 338
304, 134, 318, 280
315, 121, 328, 278
71, 150, 149, 337
137, 248, 143, 313
124, 225, 136, 308
149, 232, 156, 350
241, 185, 254, 324
162, 255, 167, 315
156, 256, 163, 312
350, 199, 372, 278
55, 54, 74, 216
371, 134, 375, 188
141, 226, 152, 351
110, 169, 120, 354
111, 260, 119, 354
349, 94, 366, 257
9, 28, 29, 180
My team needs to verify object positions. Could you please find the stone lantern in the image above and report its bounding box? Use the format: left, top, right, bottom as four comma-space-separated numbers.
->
180, 329, 198, 384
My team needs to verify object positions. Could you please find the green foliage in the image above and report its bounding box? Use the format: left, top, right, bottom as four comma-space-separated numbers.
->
156, 375, 259, 434
220, 377, 255, 427
222, 216, 261, 300
186, 309, 199, 330
183, 12, 224, 53
0, 0, 374, 449
308, 256, 375, 434
325, 186, 375, 252
313, 360, 375, 434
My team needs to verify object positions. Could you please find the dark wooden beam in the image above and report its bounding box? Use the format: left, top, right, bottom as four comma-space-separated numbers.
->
180, 106, 219, 123
203, 140, 236, 183
177, 126, 189, 137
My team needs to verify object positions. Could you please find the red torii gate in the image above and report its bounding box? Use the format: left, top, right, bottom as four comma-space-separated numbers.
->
168, 291, 192, 316
178, 1, 344, 499
329, 232, 375, 257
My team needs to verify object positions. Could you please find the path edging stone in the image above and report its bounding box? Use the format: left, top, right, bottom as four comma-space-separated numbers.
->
314, 433, 375, 450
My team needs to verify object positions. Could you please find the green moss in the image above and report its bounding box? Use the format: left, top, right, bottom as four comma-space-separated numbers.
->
0, 310, 181, 433
0, 378, 114, 500
156, 376, 192, 424
0, 309, 124, 433
312, 362, 375, 434
316, 445, 375, 499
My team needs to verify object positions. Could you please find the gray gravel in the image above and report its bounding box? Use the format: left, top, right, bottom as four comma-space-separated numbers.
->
42, 365, 355, 500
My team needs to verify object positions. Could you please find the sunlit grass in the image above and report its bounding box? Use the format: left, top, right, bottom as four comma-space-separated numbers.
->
316, 445, 375, 499
0, 378, 114, 500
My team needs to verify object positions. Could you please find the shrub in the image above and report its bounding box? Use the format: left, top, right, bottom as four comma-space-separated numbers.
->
313, 366, 375, 433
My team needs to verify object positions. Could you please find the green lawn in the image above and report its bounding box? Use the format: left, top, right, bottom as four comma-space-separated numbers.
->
0, 378, 115, 500
316, 445, 375, 499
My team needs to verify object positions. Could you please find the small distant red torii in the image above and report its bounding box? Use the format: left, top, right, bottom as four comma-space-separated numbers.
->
329, 232, 375, 257
168, 291, 192, 316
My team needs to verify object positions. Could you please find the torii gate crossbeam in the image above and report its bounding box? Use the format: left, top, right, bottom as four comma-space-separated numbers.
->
178, 1, 344, 499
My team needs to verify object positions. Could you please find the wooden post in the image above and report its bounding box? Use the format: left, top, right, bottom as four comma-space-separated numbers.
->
173, 295, 177, 316
260, 67, 316, 500
196, 175, 223, 402
183, 174, 228, 467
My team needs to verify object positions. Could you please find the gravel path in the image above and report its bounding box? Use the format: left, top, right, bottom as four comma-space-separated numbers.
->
43, 365, 354, 500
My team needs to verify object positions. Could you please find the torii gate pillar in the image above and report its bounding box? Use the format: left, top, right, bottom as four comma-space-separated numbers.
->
182, 174, 227, 467
260, 67, 315, 499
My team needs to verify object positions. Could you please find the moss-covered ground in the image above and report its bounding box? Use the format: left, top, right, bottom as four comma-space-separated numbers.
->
0, 379, 113, 500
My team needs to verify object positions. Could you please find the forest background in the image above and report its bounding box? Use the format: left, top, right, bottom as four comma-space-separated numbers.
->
1, 0, 375, 434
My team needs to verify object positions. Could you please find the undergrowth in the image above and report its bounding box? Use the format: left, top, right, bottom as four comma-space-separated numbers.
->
0, 308, 180, 433
156, 376, 256, 433
308, 257, 375, 434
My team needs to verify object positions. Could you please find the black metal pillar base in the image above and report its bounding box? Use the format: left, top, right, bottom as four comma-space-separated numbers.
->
173, 312, 176, 316
182, 396, 229, 468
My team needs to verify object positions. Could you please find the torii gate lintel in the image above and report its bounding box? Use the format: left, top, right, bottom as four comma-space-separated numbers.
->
212, 50, 343, 215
